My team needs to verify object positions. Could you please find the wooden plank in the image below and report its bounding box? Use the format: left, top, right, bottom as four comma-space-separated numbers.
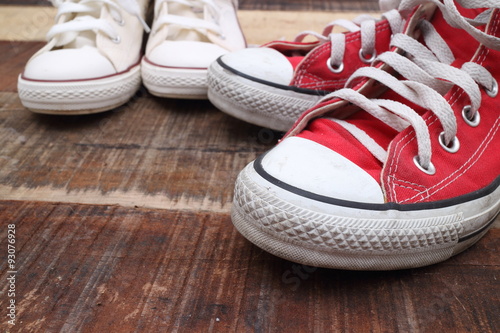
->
0, 41, 45, 92
0, 6, 56, 42
0, 7, 369, 44
0, 0, 50, 5
0, 201, 498, 332
0, 86, 278, 211
239, 0, 380, 11
239, 10, 370, 46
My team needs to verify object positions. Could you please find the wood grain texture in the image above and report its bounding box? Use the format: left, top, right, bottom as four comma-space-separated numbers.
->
239, 0, 380, 11
0, 0, 49, 5
0, 41, 45, 92
0, 90, 277, 211
0, 4, 499, 333
0, 201, 498, 332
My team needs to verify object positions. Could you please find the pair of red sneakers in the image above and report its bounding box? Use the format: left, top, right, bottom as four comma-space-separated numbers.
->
208, 0, 500, 270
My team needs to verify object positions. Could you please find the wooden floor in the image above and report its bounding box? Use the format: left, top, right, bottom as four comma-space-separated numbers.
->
1, 1, 499, 332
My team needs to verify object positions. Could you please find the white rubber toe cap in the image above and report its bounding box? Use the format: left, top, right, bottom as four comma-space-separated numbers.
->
148, 41, 228, 68
260, 137, 385, 204
220, 47, 294, 85
23, 46, 116, 81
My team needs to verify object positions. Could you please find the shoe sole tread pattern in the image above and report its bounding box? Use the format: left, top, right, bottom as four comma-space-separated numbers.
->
141, 59, 207, 99
17, 65, 141, 115
232, 163, 499, 270
207, 59, 322, 132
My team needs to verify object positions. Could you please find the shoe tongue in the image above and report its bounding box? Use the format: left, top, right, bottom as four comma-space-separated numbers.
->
297, 5, 484, 184
67, 31, 96, 48
263, 41, 319, 70
62, 3, 102, 49
165, 2, 210, 43
430, 6, 484, 68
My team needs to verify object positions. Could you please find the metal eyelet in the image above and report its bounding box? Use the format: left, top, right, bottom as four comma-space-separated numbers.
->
115, 17, 125, 26
110, 35, 121, 44
359, 48, 376, 64
326, 58, 344, 74
485, 79, 498, 98
413, 155, 436, 175
438, 132, 460, 154
461, 105, 480, 127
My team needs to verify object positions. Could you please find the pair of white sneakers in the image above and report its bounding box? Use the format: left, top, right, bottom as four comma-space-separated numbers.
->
17, 0, 246, 114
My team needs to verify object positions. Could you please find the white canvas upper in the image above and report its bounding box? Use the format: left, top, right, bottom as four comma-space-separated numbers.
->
18, 0, 148, 114
147, 41, 229, 68
261, 137, 385, 204
219, 47, 295, 85
24, 46, 116, 80
141, 0, 246, 98
23, 0, 149, 81
145, 0, 245, 68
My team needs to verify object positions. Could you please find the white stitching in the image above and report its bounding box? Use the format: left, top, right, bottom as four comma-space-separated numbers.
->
388, 11, 500, 203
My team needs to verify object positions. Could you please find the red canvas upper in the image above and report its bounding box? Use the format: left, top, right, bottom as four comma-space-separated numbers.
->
262, 19, 394, 91
291, 19, 394, 91
383, 11, 500, 203
289, 5, 499, 204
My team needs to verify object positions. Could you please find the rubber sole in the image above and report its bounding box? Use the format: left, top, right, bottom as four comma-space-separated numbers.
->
17, 65, 141, 115
141, 58, 208, 99
207, 58, 323, 132
231, 162, 499, 270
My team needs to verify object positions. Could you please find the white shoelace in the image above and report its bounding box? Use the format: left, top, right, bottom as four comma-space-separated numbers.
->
151, 0, 225, 38
293, 0, 405, 72
320, 0, 499, 174
47, 0, 149, 47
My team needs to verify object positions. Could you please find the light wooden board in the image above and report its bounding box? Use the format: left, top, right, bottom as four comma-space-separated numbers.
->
0, 6, 375, 44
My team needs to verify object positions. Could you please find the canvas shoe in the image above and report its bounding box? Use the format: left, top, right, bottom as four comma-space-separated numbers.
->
17, 0, 150, 115
231, 0, 500, 270
207, 0, 405, 132
141, 0, 246, 99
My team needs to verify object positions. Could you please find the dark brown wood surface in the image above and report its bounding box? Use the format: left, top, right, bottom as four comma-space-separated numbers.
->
1, 199, 499, 332
0, 5, 499, 333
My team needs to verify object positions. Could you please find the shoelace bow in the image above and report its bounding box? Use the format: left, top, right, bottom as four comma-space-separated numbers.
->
293, 0, 405, 72
151, 0, 225, 38
319, 0, 500, 174
48, 0, 149, 46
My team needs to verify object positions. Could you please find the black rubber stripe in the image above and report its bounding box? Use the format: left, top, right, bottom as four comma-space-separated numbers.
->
216, 57, 330, 96
253, 152, 500, 212
458, 214, 499, 242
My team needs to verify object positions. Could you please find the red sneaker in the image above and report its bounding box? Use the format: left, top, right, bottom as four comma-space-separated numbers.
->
207, 1, 404, 131
231, 1, 500, 270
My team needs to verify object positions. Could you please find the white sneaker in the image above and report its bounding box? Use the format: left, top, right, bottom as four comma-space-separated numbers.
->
18, 0, 149, 115
142, 0, 246, 99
